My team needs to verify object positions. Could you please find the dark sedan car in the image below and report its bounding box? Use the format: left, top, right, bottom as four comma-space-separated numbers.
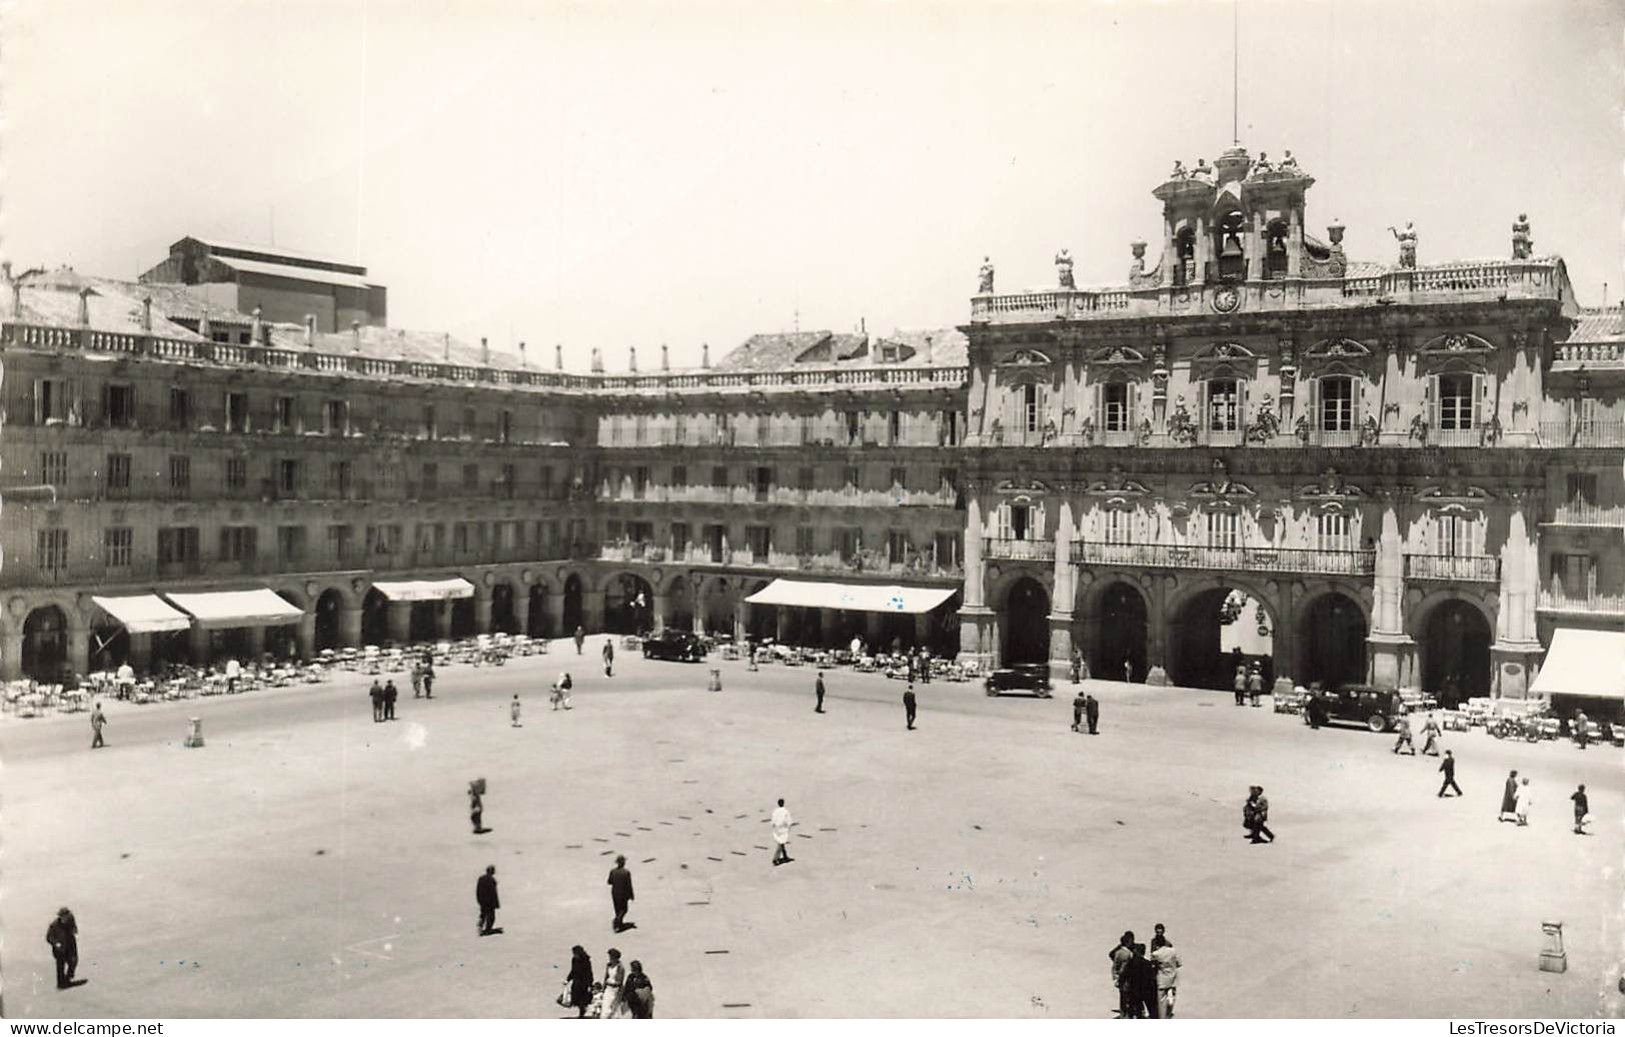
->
642, 629, 707, 662
1306, 684, 1405, 732
985, 663, 1053, 698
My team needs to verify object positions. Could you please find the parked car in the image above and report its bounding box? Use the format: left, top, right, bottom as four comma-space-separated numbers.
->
985, 664, 1052, 698
1307, 684, 1405, 732
642, 629, 707, 662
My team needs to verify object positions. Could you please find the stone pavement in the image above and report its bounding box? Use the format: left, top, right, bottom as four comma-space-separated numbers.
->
2, 647, 1619, 1018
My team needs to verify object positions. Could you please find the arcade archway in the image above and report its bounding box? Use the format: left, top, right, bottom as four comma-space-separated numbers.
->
21, 605, 68, 680
361, 588, 390, 645
562, 574, 585, 634
1299, 592, 1368, 690
1422, 599, 1492, 706
490, 582, 517, 634
1003, 577, 1049, 666
667, 578, 695, 633
1170, 587, 1275, 690
604, 573, 654, 635
314, 589, 345, 651
702, 578, 739, 637
528, 584, 551, 638
1094, 582, 1148, 682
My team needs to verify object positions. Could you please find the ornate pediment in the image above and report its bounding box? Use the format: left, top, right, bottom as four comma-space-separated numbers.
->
1418, 467, 1493, 507
1190, 341, 1260, 368
1418, 332, 1494, 356
996, 478, 1049, 495
1190, 458, 1255, 499
1303, 338, 1374, 368
1087, 344, 1147, 367
1298, 465, 1365, 501
997, 348, 1053, 367
1085, 465, 1150, 497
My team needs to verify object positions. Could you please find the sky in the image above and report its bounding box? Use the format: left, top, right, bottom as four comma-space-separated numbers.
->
3, 0, 1621, 370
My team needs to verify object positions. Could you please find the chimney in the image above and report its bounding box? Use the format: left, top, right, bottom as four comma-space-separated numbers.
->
555, 343, 564, 370
250, 306, 263, 344
141, 296, 153, 332
77, 286, 91, 327
701, 342, 710, 369
304, 314, 316, 347
351, 320, 362, 353
518, 341, 527, 367
628, 346, 638, 372
443, 332, 451, 361
591, 347, 604, 373
924, 334, 934, 365
661, 344, 669, 371
481, 336, 490, 365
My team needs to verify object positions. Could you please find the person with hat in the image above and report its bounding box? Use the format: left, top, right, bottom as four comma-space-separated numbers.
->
369, 679, 385, 722
607, 854, 635, 932
46, 908, 79, 989
1108, 931, 1137, 1018
1244, 786, 1274, 843
1072, 690, 1087, 733
383, 678, 398, 721
1086, 692, 1100, 735
1246, 662, 1264, 707
814, 671, 826, 713
90, 702, 107, 749
475, 865, 500, 936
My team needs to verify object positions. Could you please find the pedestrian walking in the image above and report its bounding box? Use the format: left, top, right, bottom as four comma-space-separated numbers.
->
1574, 709, 1590, 750
1244, 785, 1274, 843
1123, 658, 1133, 683
1150, 922, 1169, 950
90, 702, 107, 749
1571, 784, 1590, 835
771, 798, 794, 865
1121, 943, 1159, 1018
602, 638, 615, 677
224, 656, 242, 694
1150, 934, 1181, 1018
46, 908, 79, 989
574, 625, 586, 654
1070, 649, 1082, 684
470, 778, 487, 834
411, 663, 424, 698
476, 865, 500, 935
1233, 664, 1247, 706
1392, 711, 1416, 755
1085, 692, 1100, 735
1109, 931, 1136, 1018
1514, 776, 1532, 826
1420, 713, 1442, 756
568, 946, 594, 1018
624, 960, 654, 1018
903, 685, 917, 730
602, 948, 628, 1019
510, 693, 522, 727
1437, 750, 1463, 797
607, 854, 635, 932
1305, 687, 1327, 729
814, 671, 826, 713
551, 671, 573, 710
383, 679, 398, 720
423, 662, 435, 699
919, 647, 932, 685
1072, 691, 1086, 733
1247, 663, 1263, 707
369, 679, 384, 722
1499, 770, 1519, 822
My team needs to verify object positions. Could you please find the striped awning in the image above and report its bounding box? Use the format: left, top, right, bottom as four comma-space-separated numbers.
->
370, 578, 475, 602
92, 594, 192, 634
165, 588, 304, 629
745, 579, 956, 615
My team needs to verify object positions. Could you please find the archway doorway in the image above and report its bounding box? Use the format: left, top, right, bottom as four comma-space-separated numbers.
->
21, 605, 68, 680
1095, 582, 1148, 682
1423, 599, 1492, 707
491, 582, 517, 634
604, 574, 654, 635
1171, 588, 1275, 690
409, 602, 438, 643
451, 598, 475, 638
667, 579, 694, 633
1300, 593, 1368, 690
314, 590, 344, 651
528, 585, 550, 638
702, 579, 738, 637
743, 582, 774, 641
361, 588, 389, 646
562, 574, 585, 634
1003, 577, 1049, 666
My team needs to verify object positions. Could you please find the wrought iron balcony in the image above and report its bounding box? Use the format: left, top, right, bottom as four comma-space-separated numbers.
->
1536, 421, 1625, 448
985, 537, 1056, 562
1545, 501, 1625, 528
1074, 541, 1375, 576
1403, 553, 1501, 583
1537, 586, 1625, 616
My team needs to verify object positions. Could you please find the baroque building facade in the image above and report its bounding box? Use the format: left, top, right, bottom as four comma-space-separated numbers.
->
1, 143, 1619, 701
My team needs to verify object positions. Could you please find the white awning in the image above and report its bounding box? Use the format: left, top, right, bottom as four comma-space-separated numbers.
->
165, 588, 304, 629
1530, 627, 1625, 700
745, 579, 957, 615
92, 594, 192, 634
370, 578, 475, 602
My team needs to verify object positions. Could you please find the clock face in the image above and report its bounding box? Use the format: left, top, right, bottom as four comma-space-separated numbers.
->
1213, 286, 1240, 313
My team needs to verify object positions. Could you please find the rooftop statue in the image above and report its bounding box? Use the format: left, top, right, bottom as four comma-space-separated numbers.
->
1193, 157, 1213, 178
1055, 248, 1076, 289
1511, 213, 1533, 260
1388, 221, 1418, 269
1280, 150, 1300, 172
1253, 151, 1274, 174
1170, 159, 1188, 180
978, 256, 995, 295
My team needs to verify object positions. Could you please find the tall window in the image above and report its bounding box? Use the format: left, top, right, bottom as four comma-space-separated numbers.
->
1553, 553, 1594, 596
501, 464, 517, 499
40, 451, 67, 487
278, 526, 306, 564
278, 459, 301, 496
888, 410, 903, 445
941, 409, 962, 446
106, 454, 131, 495
796, 526, 816, 555
327, 525, 353, 563
330, 461, 352, 498
538, 465, 553, 498
747, 525, 772, 558
886, 529, 908, 565
224, 456, 247, 492
712, 465, 728, 488
845, 411, 862, 445
225, 392, 249, 433
461, 406, 477, 439
1320, 376, 1353, 432
37, 529, 68, 578
837, 527, 862, 561
169, 387, 192, 429
104, 528, 132, 569
674, 413, 687, 444
462, 464, 479, 492
1206, 510, 1240, 549
1207, 379, 1239, 431
1437, 373, 1474, 430
797, 466, 815, 492
422, 405, 437, 440
1103, 382, 1129, 432
843, 465, 860, 489
754, 466, 772, 502
1105, 508, 1133, 545
219, 526, 258, 562
422, 463, 438, 497
501, 410, 514, 445
1316, 512, 1352, 552
1009, 503, 1031, 541
634, 466, 650, 499
889, 466, 907, 490
33, 378, 69, 424
275, 396, 297, 433
1565, 472, 1598, 505
671, 465, 688, 490
933, 531, 960, 569
168, 455, 190, 493
671, 522, 690, 557
158, 527, 200, 565
1021, 383, 1040, 433
756, 413, 770, 445
106, 384, 136, 427
326, 400, 349, 436
1436, 514, 1471, 555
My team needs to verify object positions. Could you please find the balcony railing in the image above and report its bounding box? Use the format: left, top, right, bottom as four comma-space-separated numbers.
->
1546, 501, 1625, 527
1537, 587, 1625, 616
1403, 554, 1501, 583
1074, 541, 1376, 576
1536, 421, 1625, 448
985, 537, 1056, 562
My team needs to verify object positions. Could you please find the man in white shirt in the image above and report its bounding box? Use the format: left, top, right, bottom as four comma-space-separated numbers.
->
770, 798, 793, 866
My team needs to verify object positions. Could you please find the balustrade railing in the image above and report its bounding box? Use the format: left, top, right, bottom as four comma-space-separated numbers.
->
1547, 501, 1625, 527
1074, 541, 1375, 575
1537, 587, 1625, 615
1536, 420, 1625, 448
1553, 342, 1625, 368
985, 537, 1056, 562
1403, 553, 1501, 582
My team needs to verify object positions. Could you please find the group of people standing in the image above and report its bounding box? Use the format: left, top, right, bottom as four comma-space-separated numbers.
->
1108, 925, 1181, 1018
368, 679, 399, 722
563, 945, 654, 1018
1497, 770, 1591, 834
1232, 660, 1265, 707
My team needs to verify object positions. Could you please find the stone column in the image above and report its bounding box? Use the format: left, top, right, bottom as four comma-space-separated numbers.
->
474, 591, 494, 635
296, 612, 316, 661
692, 577, 706, 636
582, 589, 606, 634
959, 488, 994, 665
545, 587, 566, 638
1286, 205, 1303, 277
512, 591, 532, 638
775, 606, 789, 643
1048, 499, 1076, 681
387, 601, 412, 644
246, 625, 266, 661
1145, 574, 1171, 685
434, 602, 453, 640
0, 629, 22, 680
733, 601, 747, 643
68, 618, 91, 678
340, 607, 364, 647
189, 624, 212, 666
1366, 497, 1413, 688
129, 632, 153, 673
651, 590, 667, 633
1491, 500, 1544, 698
1193, 214, 1210, 285
1160, 215, 1176, 287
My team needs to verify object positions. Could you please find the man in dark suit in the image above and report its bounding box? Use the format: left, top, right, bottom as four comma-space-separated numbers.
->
476, 865, 500, 935
1437, 750, 1463, 797
46, 908, 79, 988
1085, 693, 1100, 735
903, 685, 917, 730
369, 680, 384, 722
814, 671, 826, 713
383, 679, 398, 720
1121, 943, 1160, 1018
607, 855, 635, 932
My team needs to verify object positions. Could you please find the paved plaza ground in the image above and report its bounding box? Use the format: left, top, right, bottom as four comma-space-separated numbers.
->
3, 642, 1620, 1018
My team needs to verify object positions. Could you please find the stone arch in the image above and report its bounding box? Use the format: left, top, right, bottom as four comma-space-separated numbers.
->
699, 575, 740, 637
561, 571, 589, 634
21, 603, 70, 680
1080, 575, 1152, 682
1001, 575, 1050, 666
361, 586, 391, 646
602, 571, 655, 635
489, 578, 518, 634
1407, 590, 1496, 705
1164, 574, 1282, 691
1294, 585, 1371, 690
663, 570, 697, 633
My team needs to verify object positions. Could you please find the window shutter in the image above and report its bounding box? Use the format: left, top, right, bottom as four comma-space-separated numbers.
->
1236, 379, 1249, 430
99, 384, 111, 428
1091, 382, 1102, 428
1474, 373, 1491, 428
1033, 502, 1047, 541
31, 379, 43, 425
1351, 376, 1364, 429
1425, 375, 1439, 429
1307, 377, 1319, 431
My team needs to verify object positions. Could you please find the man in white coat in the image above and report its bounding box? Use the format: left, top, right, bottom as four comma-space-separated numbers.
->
770, 798, 793, 866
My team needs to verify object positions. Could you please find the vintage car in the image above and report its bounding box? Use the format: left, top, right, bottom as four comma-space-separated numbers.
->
641, 629, 707, 663
984, 663, 1053, 698
1306, 684, 1405, 732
